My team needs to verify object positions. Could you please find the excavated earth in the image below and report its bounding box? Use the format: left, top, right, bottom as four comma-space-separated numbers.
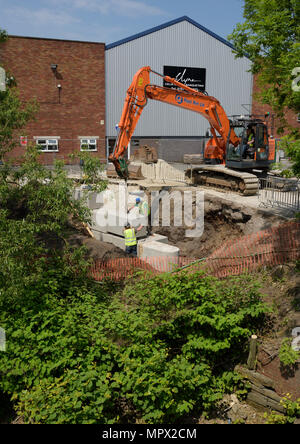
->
150, 188, 289, 259
67, 231, 127, 261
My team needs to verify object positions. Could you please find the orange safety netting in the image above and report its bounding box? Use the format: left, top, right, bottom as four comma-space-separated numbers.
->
89, 221, 300, 281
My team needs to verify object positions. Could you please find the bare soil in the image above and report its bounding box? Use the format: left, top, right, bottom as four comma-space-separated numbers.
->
153, 212, 242, 259
195, 263, 300, 424
148, 186, 287, 259
67, 231, 127, 261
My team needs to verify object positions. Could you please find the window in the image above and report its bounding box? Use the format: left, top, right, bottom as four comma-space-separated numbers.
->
35, 138, 59, 152
256, 125, 267, 147
80, 138, 97, 151
107, 138, 116, 158
107, 138, 129, 160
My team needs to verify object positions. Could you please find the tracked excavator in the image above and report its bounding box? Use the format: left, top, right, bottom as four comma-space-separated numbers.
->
108, 66, 276, 195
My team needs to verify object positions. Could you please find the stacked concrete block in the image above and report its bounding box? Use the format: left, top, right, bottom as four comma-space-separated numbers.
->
138, 235, 179, 271
144, 234, 169, 244
74, 185, 181, 259
138, 239, 179, 259
101, 233, 126, 250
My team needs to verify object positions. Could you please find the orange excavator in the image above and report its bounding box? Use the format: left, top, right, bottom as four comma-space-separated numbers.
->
108, 66, 275, 195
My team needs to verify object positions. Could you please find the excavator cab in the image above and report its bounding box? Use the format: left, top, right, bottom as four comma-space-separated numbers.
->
226, 119, 274, 171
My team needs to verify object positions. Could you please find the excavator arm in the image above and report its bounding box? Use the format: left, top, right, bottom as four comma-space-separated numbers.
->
109, 66, 240, 179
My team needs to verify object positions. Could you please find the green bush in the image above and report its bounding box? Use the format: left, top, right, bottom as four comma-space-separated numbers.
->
0, 271, 269, 423
279, 338, 300, 368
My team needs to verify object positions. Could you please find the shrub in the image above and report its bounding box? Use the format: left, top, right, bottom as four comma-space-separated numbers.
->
279, 338, 300, 368
0, 271, 269, 423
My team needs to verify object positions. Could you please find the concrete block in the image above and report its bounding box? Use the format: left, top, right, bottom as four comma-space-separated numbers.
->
138, 239, 180, 272
102, 233, 126, 250
146, 234, 168, 244
138, 240, 179, 259
73, 187, 81, 201
88, 192, 103, 210
90, 209, 108, 233
128, 190, 145, 197
183, 154, 204, 164
91, 229, 104, 241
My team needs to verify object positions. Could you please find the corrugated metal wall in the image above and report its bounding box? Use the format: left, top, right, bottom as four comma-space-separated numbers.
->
106, 20, 252, 138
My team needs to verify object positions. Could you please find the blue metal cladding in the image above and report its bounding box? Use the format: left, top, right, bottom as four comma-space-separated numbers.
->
106, 17, 252, 138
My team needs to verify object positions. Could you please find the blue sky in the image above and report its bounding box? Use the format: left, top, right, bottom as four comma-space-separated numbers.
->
0, 0, 245, 45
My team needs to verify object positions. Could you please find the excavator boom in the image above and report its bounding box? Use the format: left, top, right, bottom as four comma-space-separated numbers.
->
109, 66, 274, 196
109, 66, 239, 178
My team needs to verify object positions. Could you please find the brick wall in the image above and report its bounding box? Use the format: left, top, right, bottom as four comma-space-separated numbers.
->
0, 36, 106, 164
252, 74, 299, 138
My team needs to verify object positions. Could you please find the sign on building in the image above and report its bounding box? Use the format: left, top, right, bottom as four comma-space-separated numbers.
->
163, 66, 206, 92
0, 67, 6, 92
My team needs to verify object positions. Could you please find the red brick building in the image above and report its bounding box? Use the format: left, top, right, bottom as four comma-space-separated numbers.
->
0, 36, 106, 164
252, 74, 300, 138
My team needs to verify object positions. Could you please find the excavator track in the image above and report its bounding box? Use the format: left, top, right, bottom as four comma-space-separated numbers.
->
186, 165, 259, 196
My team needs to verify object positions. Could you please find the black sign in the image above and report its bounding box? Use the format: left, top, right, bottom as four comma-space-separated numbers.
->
163, 66, 206, 92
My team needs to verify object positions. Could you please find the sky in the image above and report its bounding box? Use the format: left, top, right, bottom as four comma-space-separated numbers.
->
0, 0, 245, 45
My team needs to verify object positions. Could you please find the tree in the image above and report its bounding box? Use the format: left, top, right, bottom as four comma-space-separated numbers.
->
228, 0, 300, 175
0, 28, 7, 43
0, 146, 92, 304
0, 28, 37, 159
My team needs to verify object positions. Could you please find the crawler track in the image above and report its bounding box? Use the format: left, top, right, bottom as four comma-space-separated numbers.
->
186, 165, 259, 196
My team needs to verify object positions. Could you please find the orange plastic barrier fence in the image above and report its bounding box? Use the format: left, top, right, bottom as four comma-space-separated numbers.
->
90, 221, 300, 281
205, 221, 300, 278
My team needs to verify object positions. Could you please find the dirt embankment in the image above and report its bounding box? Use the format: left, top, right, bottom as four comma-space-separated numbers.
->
67, 232, 127, 261
152, 190, 288, 259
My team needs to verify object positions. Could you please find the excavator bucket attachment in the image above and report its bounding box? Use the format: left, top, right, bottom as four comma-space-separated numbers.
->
106, 158, 129, 179
117, 158, 129, 179
127, 164, 144, 179
106, 158, 144, 180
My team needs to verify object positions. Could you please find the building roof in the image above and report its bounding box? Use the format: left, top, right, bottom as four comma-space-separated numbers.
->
8, 35, 105, 45
105, 16, 236, 51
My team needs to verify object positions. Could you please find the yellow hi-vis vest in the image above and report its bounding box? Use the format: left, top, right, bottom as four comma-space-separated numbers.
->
138, 201, 150, 216
124, 228, 137, 247
248, 133, 254, 147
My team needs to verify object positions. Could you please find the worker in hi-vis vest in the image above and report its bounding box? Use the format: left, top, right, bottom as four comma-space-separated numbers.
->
128, 196, 151, 234
123, 223, 142, 256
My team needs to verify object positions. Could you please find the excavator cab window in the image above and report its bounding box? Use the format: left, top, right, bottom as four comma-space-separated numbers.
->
255, 124, 269, 161
242, 126, 256, 160
226, 125, 244, 161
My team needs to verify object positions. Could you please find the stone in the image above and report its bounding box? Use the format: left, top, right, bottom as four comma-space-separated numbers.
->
231, 211, 244, 222
102, 233, 126, 250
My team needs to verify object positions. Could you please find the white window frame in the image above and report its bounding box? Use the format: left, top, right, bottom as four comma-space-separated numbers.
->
79, 137, 98, 152
34, 137, 60, 152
